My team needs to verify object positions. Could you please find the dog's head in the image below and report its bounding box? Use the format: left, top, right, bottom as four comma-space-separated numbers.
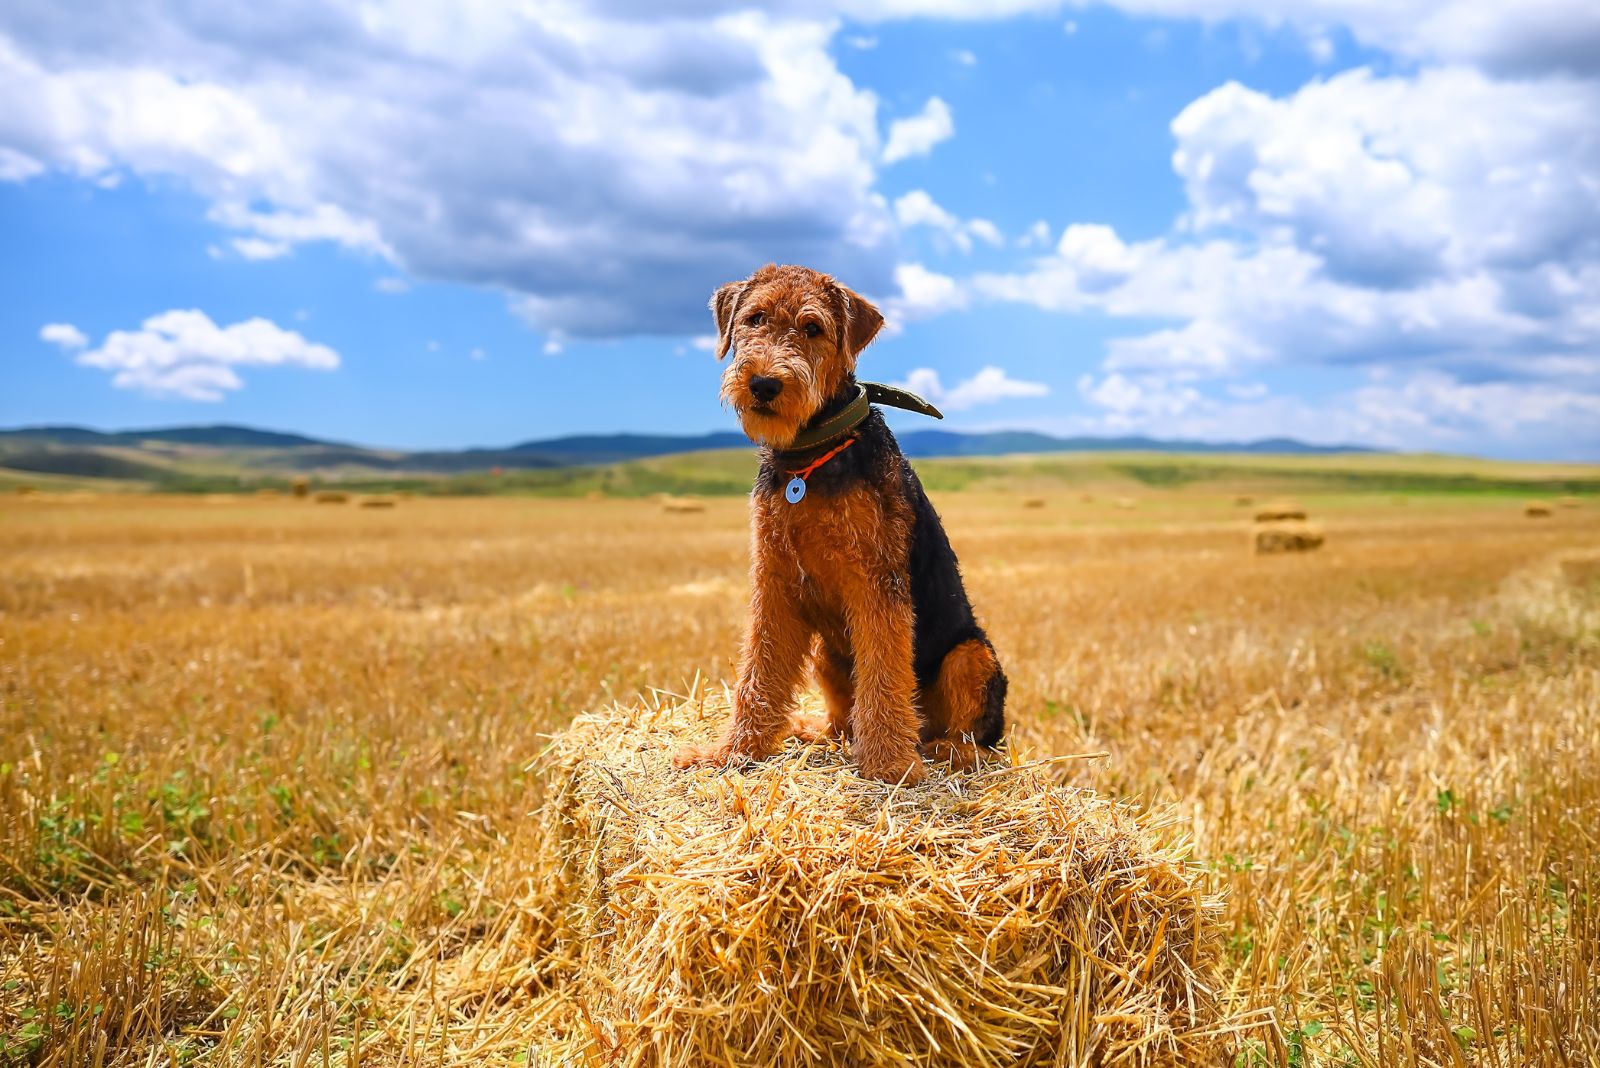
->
711, 264, 885, 449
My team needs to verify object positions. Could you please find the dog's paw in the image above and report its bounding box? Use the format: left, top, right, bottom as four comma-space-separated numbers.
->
857, 753, 926, 786
787, 714, 839, 745
671, 740, 737, 770
918, 738, 980, 773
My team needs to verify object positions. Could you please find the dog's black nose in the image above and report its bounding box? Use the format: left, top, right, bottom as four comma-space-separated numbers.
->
749, 375, 783, 403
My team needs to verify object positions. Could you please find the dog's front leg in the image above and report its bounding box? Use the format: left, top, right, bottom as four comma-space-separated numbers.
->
673, 559, 811, 770
844, 586, 924, 785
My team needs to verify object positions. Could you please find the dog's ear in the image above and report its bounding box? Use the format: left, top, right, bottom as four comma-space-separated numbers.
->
709, 280, 746, 361
832, 283, 885, 359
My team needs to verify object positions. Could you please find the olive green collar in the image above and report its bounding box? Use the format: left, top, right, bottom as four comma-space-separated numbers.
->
780, 382, 944, 454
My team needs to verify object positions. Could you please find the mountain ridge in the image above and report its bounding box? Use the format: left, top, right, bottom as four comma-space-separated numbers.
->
0, 422, 1381, 472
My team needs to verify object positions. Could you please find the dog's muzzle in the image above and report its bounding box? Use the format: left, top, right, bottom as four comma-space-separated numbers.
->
749, 375, 783, 404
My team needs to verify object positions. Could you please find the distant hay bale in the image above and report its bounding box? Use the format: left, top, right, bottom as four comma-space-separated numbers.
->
1525, 501, 1553, 518
1253, 500, 1307, 523
359, 496, 397, 509
1558, 496, 1581, 509
660, 496, 705, 514
290, 476, 310, 499
14, 485, 38, 496
528, 695, 1232, 1067
1253, 520, 1325, 554
1114, 496, 1138, 510
313, 491, 349, 504
1079, 493, 1095, 503
1232, 495, 1253, 507
1022, 496, 1046, 508
253, 488, 282, 498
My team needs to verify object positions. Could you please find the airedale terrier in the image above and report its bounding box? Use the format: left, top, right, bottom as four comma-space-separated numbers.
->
673, 264, 1006, 784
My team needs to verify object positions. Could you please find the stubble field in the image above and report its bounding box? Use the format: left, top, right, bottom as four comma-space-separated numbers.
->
1, 483, 1597, 1066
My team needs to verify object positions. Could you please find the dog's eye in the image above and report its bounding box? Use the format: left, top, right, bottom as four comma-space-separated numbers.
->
746, 312, 765, 327
804, 322, 822, 338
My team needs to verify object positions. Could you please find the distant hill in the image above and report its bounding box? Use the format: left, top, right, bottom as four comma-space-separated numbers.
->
0, 424, 336, 449
0, 421, 1382, 485
6, 422, 1599, 498
892, 430, 1372, 459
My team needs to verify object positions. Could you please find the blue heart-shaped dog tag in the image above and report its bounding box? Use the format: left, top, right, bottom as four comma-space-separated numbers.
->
785, 477, 807, 504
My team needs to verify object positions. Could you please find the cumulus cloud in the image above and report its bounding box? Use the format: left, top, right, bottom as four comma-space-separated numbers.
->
0, 4, 897, 338
39, 322, 87, 349
68, 310, 339, 401
896, 365, 1050, 410
960, 59, 1600, 452
1171, 68, 1600, 286
884, 262, 969, 326
883, 97, 954, 164
893, 190, 1003, 253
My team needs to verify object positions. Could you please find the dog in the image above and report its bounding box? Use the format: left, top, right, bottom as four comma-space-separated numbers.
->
672, 264, 1006, 784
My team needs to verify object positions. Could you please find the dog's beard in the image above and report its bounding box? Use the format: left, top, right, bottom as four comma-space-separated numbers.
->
722, 361, 822, 449
735, 402, 807, 449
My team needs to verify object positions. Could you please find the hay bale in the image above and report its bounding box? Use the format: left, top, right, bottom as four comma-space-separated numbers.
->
1253, 500, 1306, 523
1114, 496, 1137, 510
661, 496, 705, 514
1253, 520, 1324, 554
13, 485, 38, 496
313, 491, 349, 504
290, 476, 310, 499
359, 496, 397, 509
1022, 496, 1046, 509
530, 696, 1231, 1066
1525, 501, 1553, 518
1232, 495, 1253, 507
1558, 496, 1581, 509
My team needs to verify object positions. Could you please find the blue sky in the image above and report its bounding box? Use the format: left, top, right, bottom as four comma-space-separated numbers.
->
2, 2, 1597, 458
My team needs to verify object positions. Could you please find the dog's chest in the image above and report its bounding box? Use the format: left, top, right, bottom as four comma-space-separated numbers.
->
754, 485, 910, 601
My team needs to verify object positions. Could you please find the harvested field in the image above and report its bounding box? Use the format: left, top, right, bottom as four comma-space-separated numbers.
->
2, 490, 1598, 1065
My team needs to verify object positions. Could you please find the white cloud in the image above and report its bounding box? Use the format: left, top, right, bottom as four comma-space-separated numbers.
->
952, 49, 978, 66
0, 6, 896, 338
893, 190, 1003, 253
897, 365, 1050, 411
1171, 68, 1600, 285
373, 276, 410, 294
542, 338, 562, 356
1065, 368, 1600, 457
469, 348, 486, 361
956, 60, 1600, 452
1017, 220, 1052, 248
39, 322, 87, 350
69, 310, 338, 401
884, 262, 969, 326
883, 97, 954, 164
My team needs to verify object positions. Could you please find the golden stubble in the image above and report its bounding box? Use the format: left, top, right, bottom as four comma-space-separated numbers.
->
0, 490, 1596, 1064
